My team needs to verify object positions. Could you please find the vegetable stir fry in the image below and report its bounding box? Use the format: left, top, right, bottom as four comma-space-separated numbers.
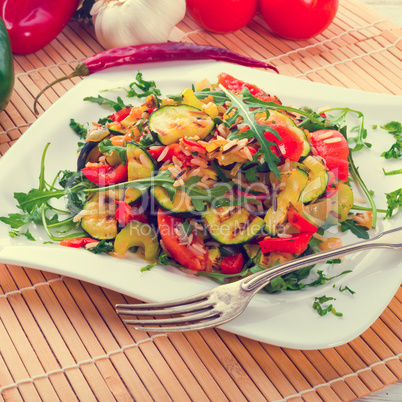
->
3, 71, 386, 292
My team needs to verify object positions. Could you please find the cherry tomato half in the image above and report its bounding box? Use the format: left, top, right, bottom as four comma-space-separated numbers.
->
186, 0, 258, 34
259, 0, 339, 40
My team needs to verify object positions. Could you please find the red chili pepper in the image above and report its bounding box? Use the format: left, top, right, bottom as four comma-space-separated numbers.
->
33, 43, 278, 114
258, 232, 314, 254
115, 200, 148, 226
110, 107, 132, 122
0, 0, 80, 55
220, 253, 244, 275
81, 164, 128, 186
60, 238, 99, 248
287, 208, 318, 234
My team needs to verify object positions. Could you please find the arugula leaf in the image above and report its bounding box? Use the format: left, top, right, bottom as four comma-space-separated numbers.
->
83, 95, 130, 112
385, 188, 402, 218
340, 219, 370, 239
380, 121, 402, 160
126, 71, 161, 102
9, 228, 36, 241
312, 296, 343, 317
98, 139, 127, 165
220, 86, 281, 178
88, 240, 114, 255
339, 285, 355, 294
139, 133, 159, 148
69, 119, 87, 139
181, 176, 233, 212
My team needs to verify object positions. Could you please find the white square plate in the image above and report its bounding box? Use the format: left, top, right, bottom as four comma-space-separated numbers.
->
0, 61, 401, 349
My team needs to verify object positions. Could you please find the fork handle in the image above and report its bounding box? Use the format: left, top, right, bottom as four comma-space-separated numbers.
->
241, 226, 402, 294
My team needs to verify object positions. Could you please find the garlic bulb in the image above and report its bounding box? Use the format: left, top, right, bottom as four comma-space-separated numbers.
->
91, 0, 186, 49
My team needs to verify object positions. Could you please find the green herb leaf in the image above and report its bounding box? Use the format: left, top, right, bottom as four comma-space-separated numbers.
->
380, 121, 402, 159
69, 119, 87, 138
126, 71, 161, 102
83, 95, 129, 112
98, 139, 127, 165
340, 219, 370, 239
312, 296, 343, 317
385, 187, 402, 218
339, 285, 355, 294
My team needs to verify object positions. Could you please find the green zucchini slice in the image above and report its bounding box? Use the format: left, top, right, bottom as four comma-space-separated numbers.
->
151, 185, 195, 215
149, 105, 215, 145
127, 141, 157, 181
114, 221, 159, 261
299, 171, 329, 204
203, 206, 265, 245
80, 193, 118, 240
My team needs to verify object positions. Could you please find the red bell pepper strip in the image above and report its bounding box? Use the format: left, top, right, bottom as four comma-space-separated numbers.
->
259, 232, 314, 254
33, 43, 278, 114
157, 209, 209, 271
0, 0, 80, 55
60, 238, 99, 248
181, 137, 207, 153
110, 107, 132, 122
287, 208, 318, 234
258, 208, 317, 255
263, 124, 304, 161
81, 164, 128, 186
220, 253, 244, 275
310, 130, 349, 181
218, 72, 281, 104
115, 200, 148, 226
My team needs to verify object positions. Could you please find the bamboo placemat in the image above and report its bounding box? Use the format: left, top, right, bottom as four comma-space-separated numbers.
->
0, 0, 401, 400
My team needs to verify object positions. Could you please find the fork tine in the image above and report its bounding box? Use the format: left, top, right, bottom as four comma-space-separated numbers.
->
123, 309, 221, 327
115, 292, 209, 311
116, 300, 213, 317
126, 315, 227, 333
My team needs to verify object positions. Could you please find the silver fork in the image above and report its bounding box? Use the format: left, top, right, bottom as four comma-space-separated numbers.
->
116, 226, 402, 332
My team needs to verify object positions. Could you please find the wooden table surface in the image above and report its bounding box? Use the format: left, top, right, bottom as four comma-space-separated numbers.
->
0, 1, 401, 401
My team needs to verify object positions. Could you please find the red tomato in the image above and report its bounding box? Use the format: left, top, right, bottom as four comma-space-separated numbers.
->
81, 164, 128, 186
310, 130, 349, 181
186, 0, 258, 34
218, 72, 281, 103
259, 0, 339, 40
1, 0, 80, 55
263, 124, 304, 161
157, 209, 209, 271
220, 253, 244, 275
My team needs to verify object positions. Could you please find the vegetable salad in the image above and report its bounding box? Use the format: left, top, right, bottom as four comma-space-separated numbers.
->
2, 71, 381, 292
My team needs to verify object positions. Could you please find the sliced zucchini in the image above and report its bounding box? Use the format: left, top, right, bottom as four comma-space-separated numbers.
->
264, 167, 309, 235
77, 141, 102, 171
327, 182, 354, 224
114, 220, 159, 260
80, 193, 118, 240
127, 141, 157, 181
299, 171, 329, 204
151, 186, 195, 215
203, 206, 265, 245
149, 105, 215, 145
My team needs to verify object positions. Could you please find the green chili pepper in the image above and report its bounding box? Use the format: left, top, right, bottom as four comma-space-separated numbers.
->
0, 16, 14, 112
